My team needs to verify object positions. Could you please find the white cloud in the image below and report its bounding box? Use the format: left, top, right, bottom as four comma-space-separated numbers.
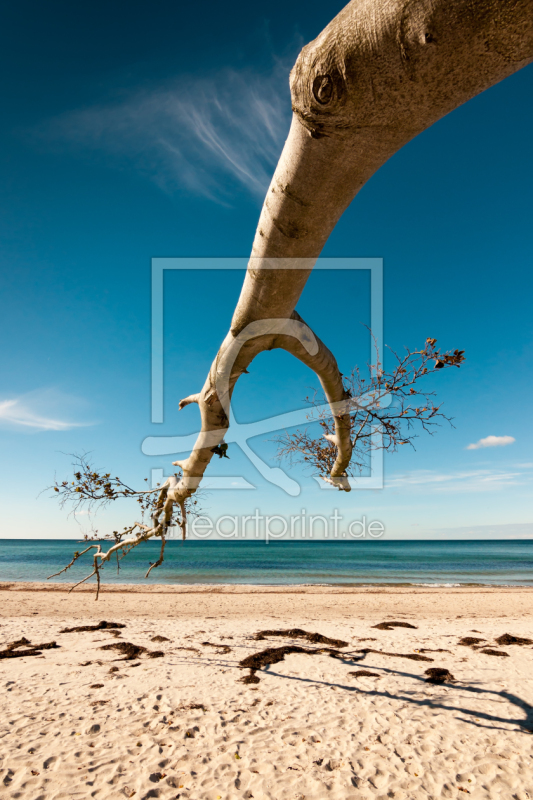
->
466, 435, 515, 450
432, 523, 533, 539
38, 65, 292, 203
0, 390, 94, 432
388, 468, 524, 493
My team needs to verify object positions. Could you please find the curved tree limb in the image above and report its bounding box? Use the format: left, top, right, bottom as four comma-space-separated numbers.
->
171, 0, 533, 503
173, 310, 352, 491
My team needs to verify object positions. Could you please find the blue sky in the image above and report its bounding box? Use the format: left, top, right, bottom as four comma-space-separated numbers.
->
1, 0, 532, 540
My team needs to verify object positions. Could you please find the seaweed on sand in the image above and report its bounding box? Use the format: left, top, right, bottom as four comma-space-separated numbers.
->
359, 648, 433, 662
6, 637, 31, 649
349, 670, 380, 678
241, 672, 261, 684
239, 644, 356, 684
372, 622, 417, 631
0, 638, 60, 660
100, 641, 146, 660
99, 641, 164, 660
425, 668, 455, 683
201, 641, 232, 654
254, 629, 348, 647
239, 645, 313, 683
495, 633, 533, 646
480, 649, 509, 657
458, 637, 485, 647
61, 621, 126, 633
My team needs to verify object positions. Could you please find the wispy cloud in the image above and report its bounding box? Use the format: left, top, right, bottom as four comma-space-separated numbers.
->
38, 65, 292, 203
388, 468, 525, 493
0, 390, 94, 432
432, 522, 533, 539
466, 435, 515, 450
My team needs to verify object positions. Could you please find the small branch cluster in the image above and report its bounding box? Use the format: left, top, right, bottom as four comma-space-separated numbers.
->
51, 454, 160, 516
275, 337, 465, 480
48, 454, 202, 598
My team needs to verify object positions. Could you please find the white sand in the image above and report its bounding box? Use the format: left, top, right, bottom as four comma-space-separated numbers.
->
1, 585, 533, 799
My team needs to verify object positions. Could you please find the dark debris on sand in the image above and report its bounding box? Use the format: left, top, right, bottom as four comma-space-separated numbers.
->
480, 648, 510, 657
151, 635, 171, 643
458, 637, 486, 647
239, 645, 311, 683
100, 641, 164, 660
241, 672, 261, 684
61, 621, 126, 634
425, 667, 455, 684
0, 638, 60, 660
359, 648, 433, 662
495, 633, 533, 646
179, 703, 207, 712
254, 629, 348, 648
372, 622, 417, 631
201, 641, 232, 654
239, 644, 359, 684
100, 641, 146, 660
6, 637, 31, 649
349, 670, 380, 678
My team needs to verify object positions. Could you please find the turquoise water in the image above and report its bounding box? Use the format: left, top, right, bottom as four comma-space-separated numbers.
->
0, 539, 532, 586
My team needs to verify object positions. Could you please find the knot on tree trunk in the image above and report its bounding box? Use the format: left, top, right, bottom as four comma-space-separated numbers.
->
290, 42, 349, 139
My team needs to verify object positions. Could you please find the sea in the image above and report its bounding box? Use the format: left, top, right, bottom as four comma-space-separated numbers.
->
0, 539, 532, 587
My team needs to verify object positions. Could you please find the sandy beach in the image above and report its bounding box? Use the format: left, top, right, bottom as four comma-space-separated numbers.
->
1, 584, 533, 799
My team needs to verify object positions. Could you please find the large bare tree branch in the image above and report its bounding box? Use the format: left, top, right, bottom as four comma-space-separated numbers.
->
51, 0, 533, 592
173, 0, 533, 504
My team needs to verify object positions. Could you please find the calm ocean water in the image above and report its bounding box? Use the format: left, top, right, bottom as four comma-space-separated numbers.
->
0, 539, 532, 586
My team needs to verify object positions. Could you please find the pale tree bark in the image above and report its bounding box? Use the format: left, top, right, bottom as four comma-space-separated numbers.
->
171, 0, 533, 505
